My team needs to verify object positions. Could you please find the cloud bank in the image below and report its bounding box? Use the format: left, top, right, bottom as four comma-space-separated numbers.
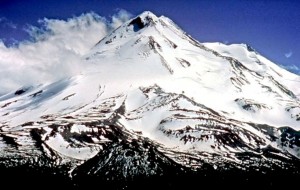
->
0, 10, 132, 95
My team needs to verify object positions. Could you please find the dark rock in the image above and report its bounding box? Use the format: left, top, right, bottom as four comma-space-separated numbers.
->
128, 17, 145, 32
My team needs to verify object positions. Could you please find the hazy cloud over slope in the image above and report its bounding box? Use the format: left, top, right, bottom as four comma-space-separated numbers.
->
0, 10, 132, 95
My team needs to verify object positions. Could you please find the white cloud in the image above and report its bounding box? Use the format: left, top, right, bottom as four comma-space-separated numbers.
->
223, 40, 229, 45
110, 9, 132, 29
0, 10, 132, 95
284, 51, 293, 58
280, 64, 300, 74
0, 17, 17, 29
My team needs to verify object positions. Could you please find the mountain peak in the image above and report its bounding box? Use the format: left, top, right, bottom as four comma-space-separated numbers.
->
138, 11, 157, 19
1, 10, 300, 187
128, 11, 158, 31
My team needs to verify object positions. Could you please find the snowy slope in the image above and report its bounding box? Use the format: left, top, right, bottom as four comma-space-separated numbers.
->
0, 11, 299, 182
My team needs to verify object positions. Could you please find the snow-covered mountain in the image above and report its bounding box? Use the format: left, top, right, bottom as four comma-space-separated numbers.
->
0, 11, 299, 188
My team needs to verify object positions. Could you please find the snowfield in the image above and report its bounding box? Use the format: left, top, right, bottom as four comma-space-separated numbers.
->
0, 11, 299, 183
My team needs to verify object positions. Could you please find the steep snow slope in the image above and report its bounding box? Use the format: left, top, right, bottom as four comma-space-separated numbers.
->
0, 11, 299, 183
3, 11, 299, 129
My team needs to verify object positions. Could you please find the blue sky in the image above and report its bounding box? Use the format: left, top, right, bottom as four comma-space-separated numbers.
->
0, 0, 299, 74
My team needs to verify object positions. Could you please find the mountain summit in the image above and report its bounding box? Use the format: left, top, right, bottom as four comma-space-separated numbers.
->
0, 11, 300, 188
